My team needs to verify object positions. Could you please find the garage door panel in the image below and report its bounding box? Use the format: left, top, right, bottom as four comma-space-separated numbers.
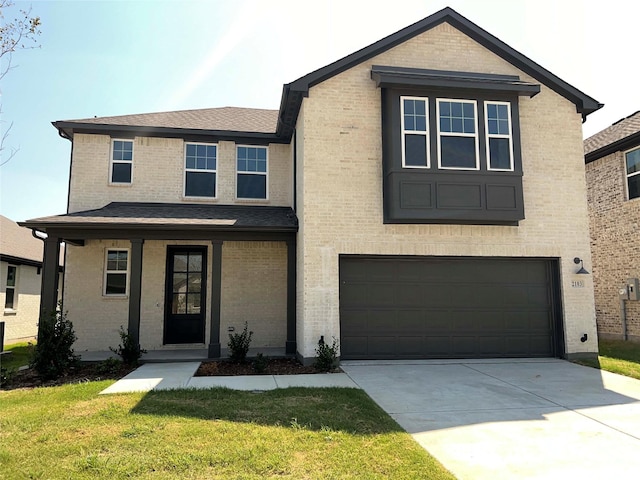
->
340, 256, 559, 359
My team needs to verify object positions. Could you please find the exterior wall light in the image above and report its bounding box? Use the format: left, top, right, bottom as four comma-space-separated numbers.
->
574, 257, 590, 275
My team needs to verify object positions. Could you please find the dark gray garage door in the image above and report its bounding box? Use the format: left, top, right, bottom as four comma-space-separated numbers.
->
340, 256, 562, 359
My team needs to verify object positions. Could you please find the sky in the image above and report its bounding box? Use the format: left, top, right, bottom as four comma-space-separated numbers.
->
1, 0, 638, 222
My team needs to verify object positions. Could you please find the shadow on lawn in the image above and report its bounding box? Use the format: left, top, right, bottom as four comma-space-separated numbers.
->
130, 386, 404, 434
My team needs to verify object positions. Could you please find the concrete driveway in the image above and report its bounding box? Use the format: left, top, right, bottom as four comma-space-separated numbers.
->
341, 359, 640, 480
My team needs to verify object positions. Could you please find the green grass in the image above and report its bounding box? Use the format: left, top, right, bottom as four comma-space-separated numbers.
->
0, 341, 34, 370
577, 339, 640, 380
0, 382, 455, 479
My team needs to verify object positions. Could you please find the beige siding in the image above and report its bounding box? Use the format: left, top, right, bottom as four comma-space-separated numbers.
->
68, 136, 292, 213
64, 240, 287, 353
295, 22, 597, 359
1, 262, 41, 342
586, 151, 640, 341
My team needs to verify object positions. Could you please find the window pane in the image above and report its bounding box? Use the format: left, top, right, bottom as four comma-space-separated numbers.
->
440, 136, 477, 168
186, 157, 195, 169
627, 149, 640, 175
6, 266, 16, 287
415, 115, 426, 131
188, 273, 201, 293
404, 115, 415, 130
174, 254, 188, 272
488, 119, 498, 135
498, 119, 509, 135
256, 158, 267, 173
451, 102, 462, 117
440, 117, 451, 133
629, 174, 640, 200
463, 119, 475, 134
186, 293, 201, 314
188, 254, 202, 272
185, 171, 216, 197
404, 134, 427, 167
172, 293, 186, 314
173, 273, 188, 293
238, 146, 247, 159
486, 103, 497, 118
489, 138, 511, 170
186, 144, 196, 156
121, 149, 132, 161
4, 288, 14, 309
237, 174, 267, 199
440, 101, 451, 116
207, 145, 217, 158
415, 100, 426, 115
106, 273, 127, 295
111, 163, 132, 183
404, 99, 415, 114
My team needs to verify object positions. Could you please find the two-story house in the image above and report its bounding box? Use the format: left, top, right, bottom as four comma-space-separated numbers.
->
584, 111, 640, 342
22, 7, 602, 363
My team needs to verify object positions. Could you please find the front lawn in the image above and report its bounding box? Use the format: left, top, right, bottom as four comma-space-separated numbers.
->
0, 341, 33, 370
0, 382, 455, 479
577, 339, 640, 380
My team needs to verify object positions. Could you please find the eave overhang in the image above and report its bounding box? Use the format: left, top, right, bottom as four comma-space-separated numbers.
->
585, 131, 640, 164
370, 66, 541, 97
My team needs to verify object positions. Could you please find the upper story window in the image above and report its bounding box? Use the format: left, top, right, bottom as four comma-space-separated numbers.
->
184, 143, 217, 198
110, 139, 133, 184
626, 147, 640, 200
4, 265, 17, 310
237, 145, 268, 199
104, 249, 128, 296
437, 99, 479, 170
401, 97, 429, 168
485, 102, 514, 171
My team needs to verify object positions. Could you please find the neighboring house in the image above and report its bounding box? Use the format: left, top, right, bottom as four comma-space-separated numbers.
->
21, 7, 602, 363
1, 216, 61, 343
584, 111, 640, 342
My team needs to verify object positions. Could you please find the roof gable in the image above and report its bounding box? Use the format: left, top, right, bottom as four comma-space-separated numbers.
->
277, 7, 602, 138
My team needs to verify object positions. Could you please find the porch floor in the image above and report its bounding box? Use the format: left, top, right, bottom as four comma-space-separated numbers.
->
80, 347, 288, 363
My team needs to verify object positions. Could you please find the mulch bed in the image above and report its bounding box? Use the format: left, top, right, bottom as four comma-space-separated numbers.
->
195, 358, 333, 376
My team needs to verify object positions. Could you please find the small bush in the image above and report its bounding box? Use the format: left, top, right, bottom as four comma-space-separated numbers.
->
253, 353, 269, 373
228, 322, 253, 363
96, 357, 124, 375
0, 366, 16, 388
109, 326, 147, 366
314, 336, 339, 372
31, 308, 80, 380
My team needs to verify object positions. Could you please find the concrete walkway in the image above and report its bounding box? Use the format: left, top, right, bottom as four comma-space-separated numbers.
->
341, 359, 640, 480
99, 362, 358, 394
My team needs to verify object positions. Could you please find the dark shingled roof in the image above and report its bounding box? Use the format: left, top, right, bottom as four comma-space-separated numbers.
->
22, 203, 298, 232
1, 215, 44, 263
58, 107, 278, 133
584, 111, 640, 163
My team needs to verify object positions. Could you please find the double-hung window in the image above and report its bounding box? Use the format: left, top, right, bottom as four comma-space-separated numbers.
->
110, 139, 134, 183
237, 146, 268, 199
437, 99, 479, 170
185, 143, 217, 198
626, 147, 640, 200
401, 97, 429, 167
4, 265, 17, 309
485, 101, 513, 170
104, 249, 128, 296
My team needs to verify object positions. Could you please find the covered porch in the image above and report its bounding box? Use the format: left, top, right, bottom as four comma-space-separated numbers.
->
20, 202, 298, 359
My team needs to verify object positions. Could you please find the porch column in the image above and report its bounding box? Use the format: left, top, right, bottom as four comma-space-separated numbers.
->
208, 240, 223, 358
127, 239, 144, 345
286, 238, 297, 354
39, 234, 61, 342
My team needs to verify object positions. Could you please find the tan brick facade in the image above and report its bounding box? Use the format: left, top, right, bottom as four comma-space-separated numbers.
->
294, 22, 597, 359
65, 240, 287, 353
586, 151, 640, 341
68, 136, 292, 213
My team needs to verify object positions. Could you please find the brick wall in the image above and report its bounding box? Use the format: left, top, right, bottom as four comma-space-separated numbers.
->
64, 240, 287, 352
68, 136, 292, 213
295, 22, 597, 359
586, 151, 640, 341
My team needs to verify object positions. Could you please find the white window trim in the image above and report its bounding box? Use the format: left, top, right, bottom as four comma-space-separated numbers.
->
109, 138, 134, 185
624, 146, 640, 201
484, 101, 515, 172
4, 264, 18, 312
436, 98, 480, 171
103, 248, 130, 297
236, 145, 269, 201
400, 96, 430, 169
183, 142, 218, 200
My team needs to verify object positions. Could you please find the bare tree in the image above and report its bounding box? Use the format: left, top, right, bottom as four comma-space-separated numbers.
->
0, 0, 41, 166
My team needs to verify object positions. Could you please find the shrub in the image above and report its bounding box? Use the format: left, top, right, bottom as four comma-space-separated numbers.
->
0, 366, 16, 388
228, 322, 253, 363
30, 308, 80, 380
314, 336, 339, 372
253, 353, 269, 373
109, 326, 147, 366
96, 357, 124, 375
